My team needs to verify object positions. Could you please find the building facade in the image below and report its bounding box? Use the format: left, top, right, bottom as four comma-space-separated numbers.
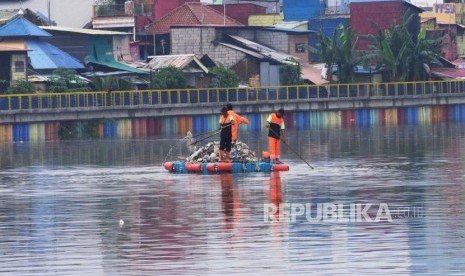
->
0, 0, 95, 27
350, 0, 422, 50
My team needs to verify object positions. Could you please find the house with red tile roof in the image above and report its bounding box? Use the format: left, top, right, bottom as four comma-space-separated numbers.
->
147, 2, 243, 35
146, 2, 311, 86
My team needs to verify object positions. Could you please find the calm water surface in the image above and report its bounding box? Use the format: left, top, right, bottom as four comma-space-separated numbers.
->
1, 124, 465, 275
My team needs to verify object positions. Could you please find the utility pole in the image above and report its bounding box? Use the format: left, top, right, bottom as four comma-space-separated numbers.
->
47, 0, 51, 25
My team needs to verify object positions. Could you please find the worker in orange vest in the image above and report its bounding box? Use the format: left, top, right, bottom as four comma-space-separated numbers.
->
265, 108, 286, 164
226, 103, 249, 143
218, 106, 235, 162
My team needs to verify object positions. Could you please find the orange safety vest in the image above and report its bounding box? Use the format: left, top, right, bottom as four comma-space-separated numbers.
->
267, 113, 285, 139
228, 110, 249, 141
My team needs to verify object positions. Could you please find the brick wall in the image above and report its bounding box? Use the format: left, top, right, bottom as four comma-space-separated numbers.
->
256, 31, 288, 53
288, 34, 309, 64
170, 27, 245, 67
170, 26, 308, 78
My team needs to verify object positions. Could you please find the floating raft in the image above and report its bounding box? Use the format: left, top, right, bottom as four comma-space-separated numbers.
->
163, 161, 289, 174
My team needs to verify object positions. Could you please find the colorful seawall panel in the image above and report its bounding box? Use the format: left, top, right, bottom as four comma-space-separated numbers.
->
1, 104, 465, 142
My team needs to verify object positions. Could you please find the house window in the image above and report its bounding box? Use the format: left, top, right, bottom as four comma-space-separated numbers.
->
295, 43, 306, 53
15, 61, 25, 73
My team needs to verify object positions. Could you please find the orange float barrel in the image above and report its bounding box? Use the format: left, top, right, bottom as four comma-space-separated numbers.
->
185, 162, 202, 173
272, 164, 289, 171
163, 161, 174, 171
206, 162, 233, 173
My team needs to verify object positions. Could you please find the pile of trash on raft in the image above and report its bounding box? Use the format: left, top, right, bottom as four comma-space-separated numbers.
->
186, 141, 258, 163
163, 136, 289, 174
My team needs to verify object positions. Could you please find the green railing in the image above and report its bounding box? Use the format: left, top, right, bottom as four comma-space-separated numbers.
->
0, 80, 464, 112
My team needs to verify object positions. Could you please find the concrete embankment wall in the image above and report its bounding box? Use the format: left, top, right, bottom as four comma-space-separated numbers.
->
2, 104, 465, 142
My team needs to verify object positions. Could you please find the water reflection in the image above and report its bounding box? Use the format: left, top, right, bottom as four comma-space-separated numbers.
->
220, 174, 235, 231
269, 172, 283, 222
0, 124, 465, 274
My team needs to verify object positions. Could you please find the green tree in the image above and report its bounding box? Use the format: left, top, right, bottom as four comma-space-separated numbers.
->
314, 25, 361, 83
335, 26, 361, 83
7, 79, 35, 94
210, 64, 238, 88
408, 28, 442, 81
279, 62, 303, 85
315, 27, 340, 82
48, 69, 90, 92
90, 76, 133, 91
151, 66, 186, 89
365, 12, 442, 82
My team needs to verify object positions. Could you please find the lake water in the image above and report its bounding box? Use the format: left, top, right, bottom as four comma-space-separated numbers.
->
0, 123, 465, 275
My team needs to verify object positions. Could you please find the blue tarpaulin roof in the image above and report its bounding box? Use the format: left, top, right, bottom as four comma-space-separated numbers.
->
0, 16, 52, 37
26, 40, 84, 70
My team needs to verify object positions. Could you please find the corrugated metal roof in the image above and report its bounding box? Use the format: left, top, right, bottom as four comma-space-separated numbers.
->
144, 54, 209, 73
219, 42, 264, 59
91, 60, 148, 74
265, 27, 313, 33
40, 26, 130, 36
227, 34, 298, 64
26, 40, 84, 70
271, 21, 309, 31
0, 16, 52, 37
28, 74, 91, 83
301, 64, 330, 85
431, 68, 465, 79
